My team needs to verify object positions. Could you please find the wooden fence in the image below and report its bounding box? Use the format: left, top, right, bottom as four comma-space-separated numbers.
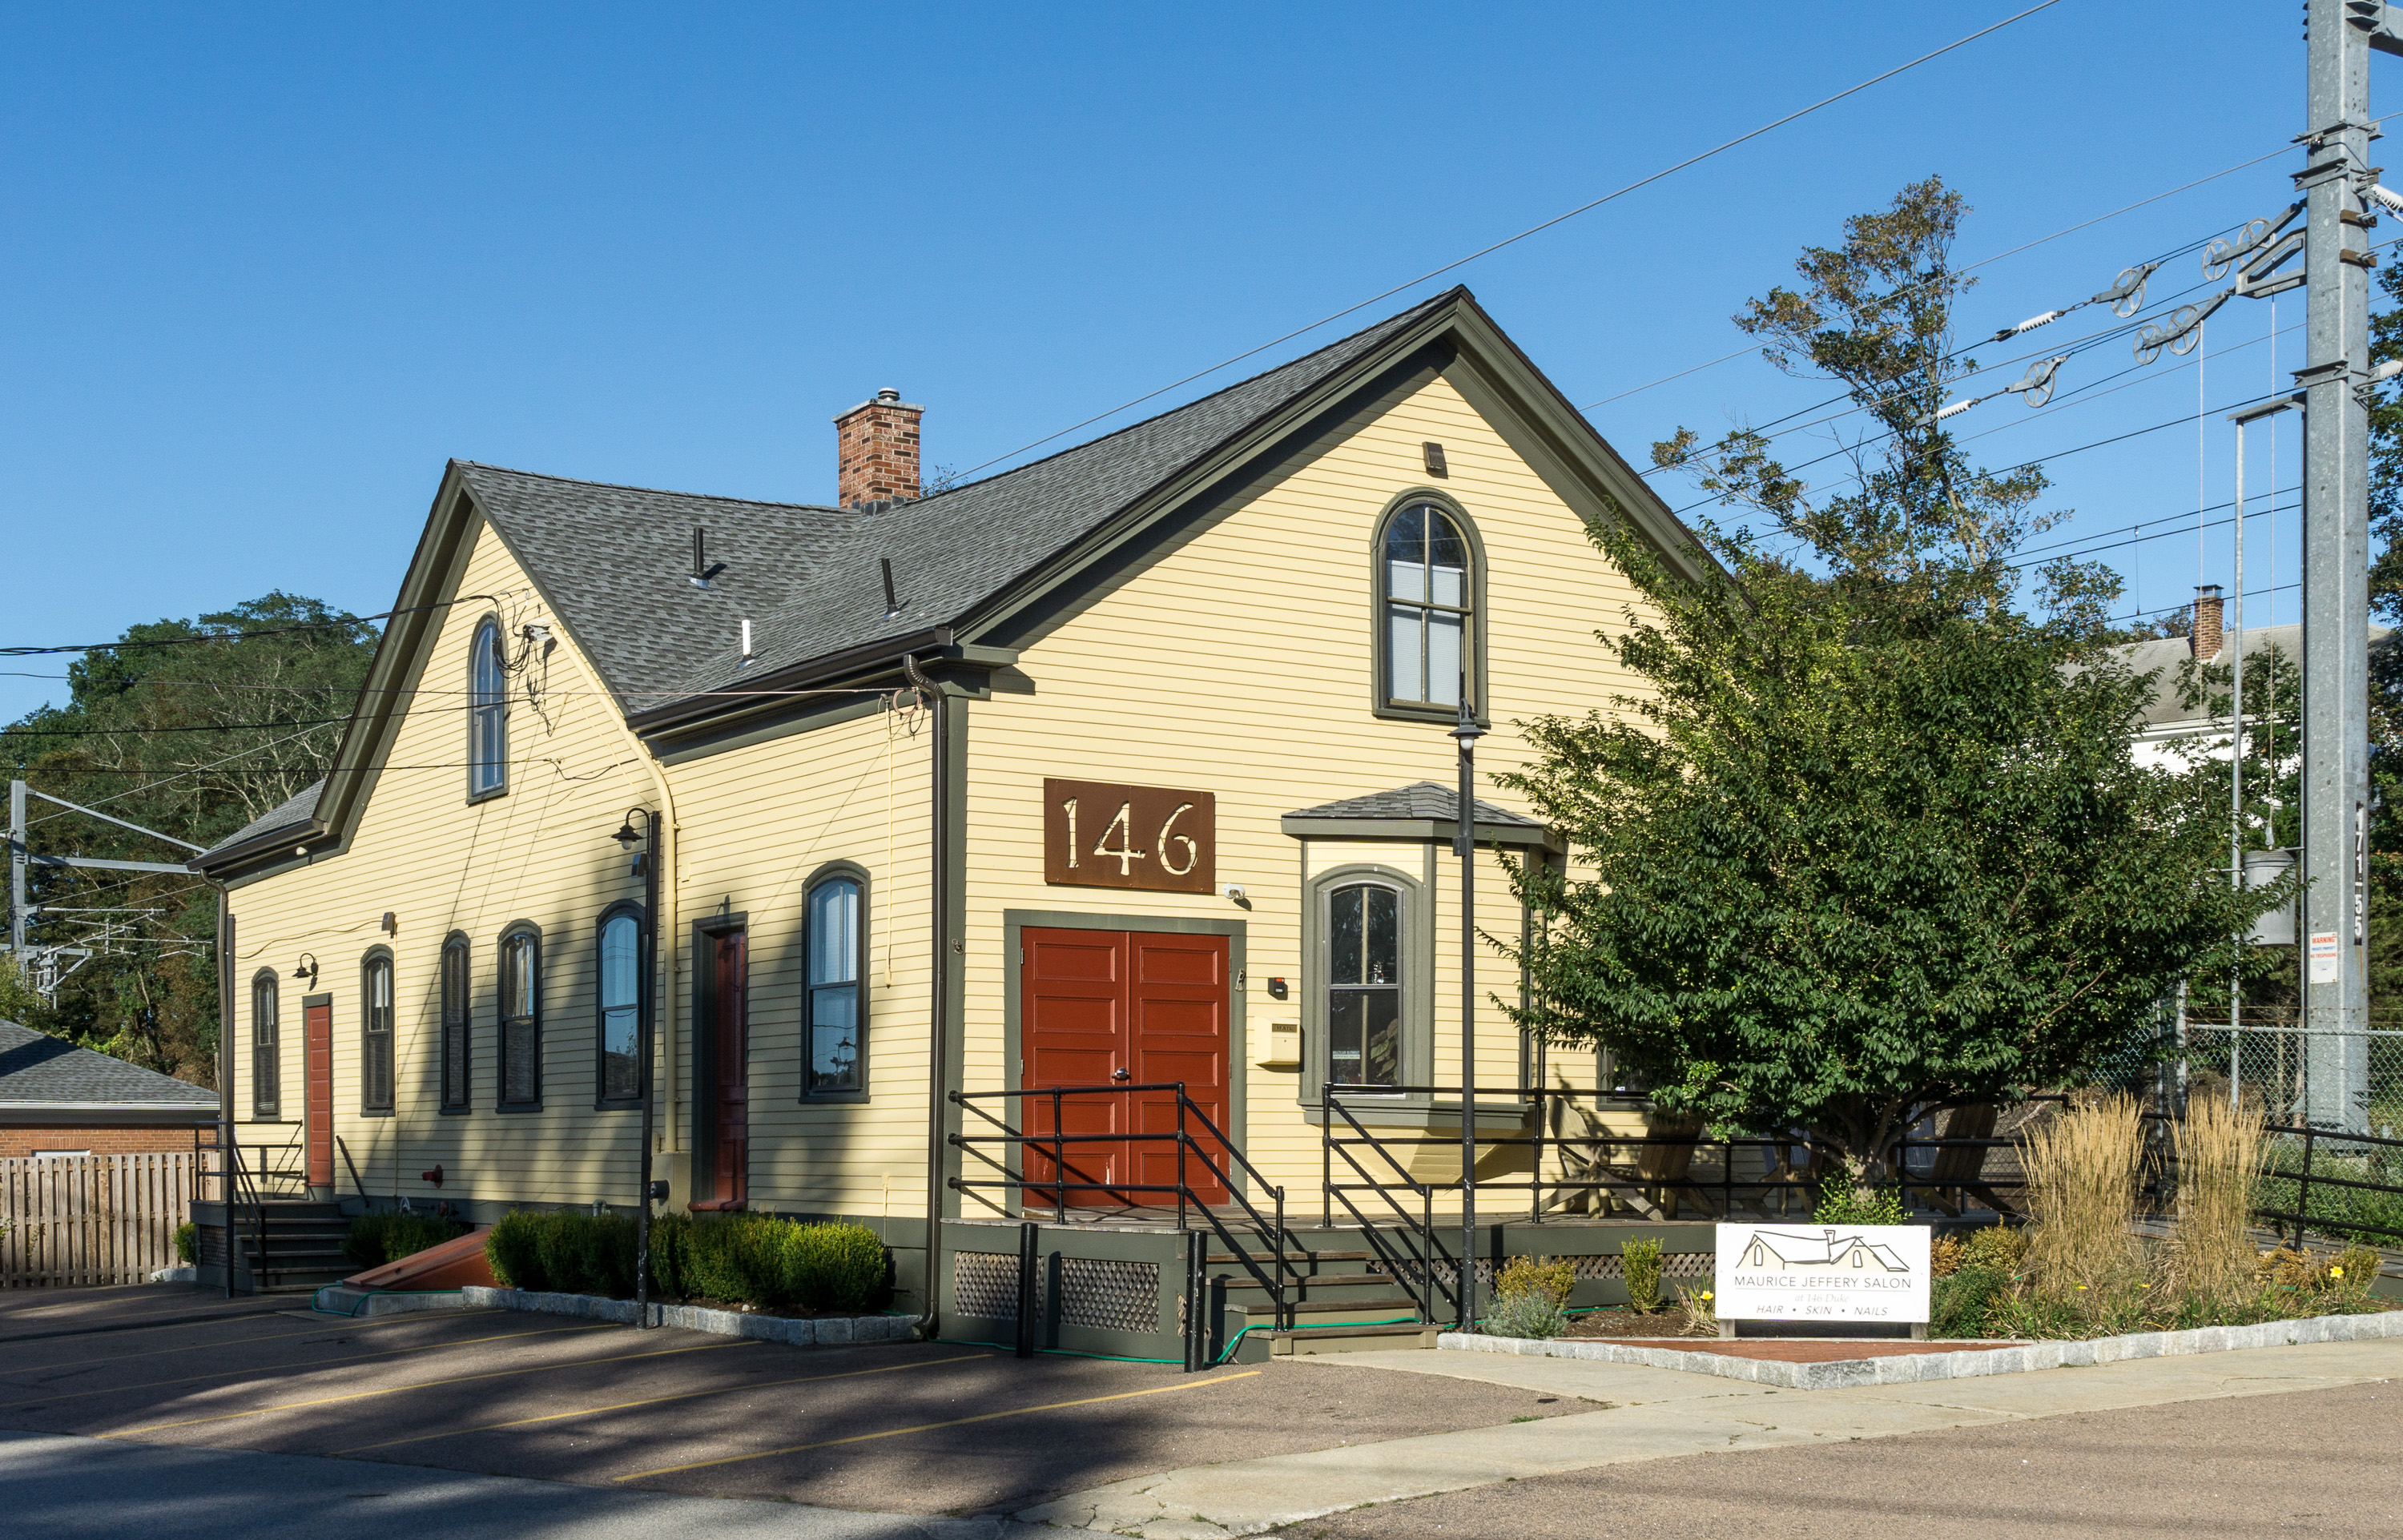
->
1, 1152, 197, 1288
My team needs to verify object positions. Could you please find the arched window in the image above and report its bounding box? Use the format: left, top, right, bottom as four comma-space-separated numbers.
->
251, 971, 282, 1120
440, 935, 470, 1110
1326, 881, 1402, 1088
498, 927, 541, 1108
804, 871, 865, 1096
1379, 501, 1475, 713
597, 907, 643, 1104
361, 951, 395, 1114
469, 617, 508, 799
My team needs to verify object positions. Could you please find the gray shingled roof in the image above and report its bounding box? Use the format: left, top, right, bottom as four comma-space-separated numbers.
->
199, 779, 324, 861
463, 291, 1455, 712
1286, 782, 1541, 827
0, 1019, 219, 1110
2111, 624, 2392, 729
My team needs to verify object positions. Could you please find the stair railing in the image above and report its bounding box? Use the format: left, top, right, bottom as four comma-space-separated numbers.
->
1319, 1087, 1446, 1324
949, 1082, 1294, 1337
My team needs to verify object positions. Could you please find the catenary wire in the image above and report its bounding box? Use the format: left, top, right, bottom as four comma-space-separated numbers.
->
940, 2, 2065, 484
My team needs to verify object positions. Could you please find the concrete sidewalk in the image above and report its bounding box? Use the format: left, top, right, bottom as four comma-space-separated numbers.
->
1018, 1337, 2403, 1538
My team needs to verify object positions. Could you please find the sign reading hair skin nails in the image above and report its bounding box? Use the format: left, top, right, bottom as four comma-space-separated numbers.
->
1042, 778, 1215, 895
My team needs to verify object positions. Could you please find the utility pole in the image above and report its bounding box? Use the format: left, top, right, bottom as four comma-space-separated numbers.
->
8, 780, 26, 960
1452, 695, 1484, 1330
2298, 0, 2403, 1131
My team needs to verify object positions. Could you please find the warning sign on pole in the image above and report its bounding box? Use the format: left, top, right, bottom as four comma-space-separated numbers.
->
2309, 931, 2340, 984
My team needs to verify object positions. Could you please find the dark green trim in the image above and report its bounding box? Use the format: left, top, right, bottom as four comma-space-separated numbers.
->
594, 901, 646, 1109
688, 911, 749, 1204
1298, 859, 1431, 1118
465, 613, 510, 806
249, 967, 283, 1123
1278, 814, 1557, 850
799, 861, 871, 1103
1368, 488, 1490, 728
997, 908, 1250, 1214
493, 920, 545, 1112
358, 945, 396, 1117
969, 352, 1450, 653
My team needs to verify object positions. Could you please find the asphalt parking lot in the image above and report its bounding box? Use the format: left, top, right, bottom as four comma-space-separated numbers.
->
0, 1285, 1575, 1518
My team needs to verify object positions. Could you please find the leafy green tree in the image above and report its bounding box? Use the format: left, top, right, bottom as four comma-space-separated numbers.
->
5, 593, 377, 1082
1499, 179, 2278, 1189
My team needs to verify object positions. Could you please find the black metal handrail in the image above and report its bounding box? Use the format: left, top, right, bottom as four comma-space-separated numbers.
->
1319, 1091, 1443, 1324
948, 1082, 1294, 1334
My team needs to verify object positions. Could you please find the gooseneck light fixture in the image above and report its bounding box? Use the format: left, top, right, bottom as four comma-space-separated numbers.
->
610, 806, 665, 1327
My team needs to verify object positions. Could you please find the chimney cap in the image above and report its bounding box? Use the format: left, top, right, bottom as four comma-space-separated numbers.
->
2196, 582, 2224, 598
876, 387, 901, 404
833, 391, 926, 423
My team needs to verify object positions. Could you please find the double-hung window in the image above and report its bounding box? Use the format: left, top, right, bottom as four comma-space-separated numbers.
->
804, 874, 863, 1096
1382, 502, 1474, 711
499, 928, 541, 1107
598, 909, 642, 1104
469, 619, 508, 799
361, 953, 394, 1113
252, 973, 281, 1119
1326, 881, 1403, 1088
440, 937, 470, 1110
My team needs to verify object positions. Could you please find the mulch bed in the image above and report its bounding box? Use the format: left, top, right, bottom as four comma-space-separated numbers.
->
1560, 1309, 1703, 1339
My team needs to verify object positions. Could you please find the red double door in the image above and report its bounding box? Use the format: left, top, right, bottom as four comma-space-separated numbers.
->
1020, 928, 1232, 1208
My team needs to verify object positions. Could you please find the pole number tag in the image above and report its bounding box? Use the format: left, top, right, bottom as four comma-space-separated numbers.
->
1043, 778, 1216, 894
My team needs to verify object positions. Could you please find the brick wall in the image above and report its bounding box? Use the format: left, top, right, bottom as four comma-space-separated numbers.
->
834, 388, 924, 508
0, 1125, 202, 1158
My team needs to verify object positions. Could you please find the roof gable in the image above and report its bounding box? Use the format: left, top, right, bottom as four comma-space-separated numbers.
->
0, 1020, 219, 1110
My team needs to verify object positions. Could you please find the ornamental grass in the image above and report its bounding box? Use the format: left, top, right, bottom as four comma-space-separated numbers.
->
2166, 1094, 2265, 1297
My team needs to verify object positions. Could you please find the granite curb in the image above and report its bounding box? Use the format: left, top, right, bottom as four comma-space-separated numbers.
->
461, 1285, 920, 1346
1438, 1308, 2403, 1389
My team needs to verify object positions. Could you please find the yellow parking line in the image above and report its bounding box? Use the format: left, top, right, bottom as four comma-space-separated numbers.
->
332, 1351, 992, 1454
103, 1337, 755, 1437
0, 1321, 613, 1410
613, 1370, 1264, 1482
6, 1313, 451, 1375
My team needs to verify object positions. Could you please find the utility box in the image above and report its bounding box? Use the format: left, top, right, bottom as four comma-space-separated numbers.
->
2244, 847, 2297, 947
1258, 1020, 1301, 1068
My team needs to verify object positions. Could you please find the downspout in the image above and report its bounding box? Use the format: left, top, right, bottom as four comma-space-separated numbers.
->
215, 884, 234, 1297
556, 642, 683, 1186
908, 653, 950, 1339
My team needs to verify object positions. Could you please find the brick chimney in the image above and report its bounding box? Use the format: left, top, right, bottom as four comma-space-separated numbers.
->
834, 388, 924, 509
2192, 583, 2224, 659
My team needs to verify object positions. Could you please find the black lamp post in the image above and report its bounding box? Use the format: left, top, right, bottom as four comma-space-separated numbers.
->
1451, 691, 1485, 1329
612, 808, 663, 1328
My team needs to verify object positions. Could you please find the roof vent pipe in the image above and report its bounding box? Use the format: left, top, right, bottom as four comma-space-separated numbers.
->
881, 558, 906, 621
740, 619, 753, 662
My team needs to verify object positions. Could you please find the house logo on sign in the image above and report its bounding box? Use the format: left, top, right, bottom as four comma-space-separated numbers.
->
1733, 1228, 1914, 1274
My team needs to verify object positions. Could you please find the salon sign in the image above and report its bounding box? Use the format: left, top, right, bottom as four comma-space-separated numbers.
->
1714, 1222, 1930, 1325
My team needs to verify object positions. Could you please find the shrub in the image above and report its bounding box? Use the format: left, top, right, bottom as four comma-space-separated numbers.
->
1813, 1176, 1907, 1226
343, 1211, 470, 1271
1962, 1223, 2028, 1273
1495, 1257, 1575, 1309
1622, 1236, 1664, 1313
1931, 1262, 2011, 1337
1483, 1293, 1566, 1339
485, 1208, 888, 1312
2023, 1094, 2147, 1298
1930, 1234, 1965, 1278
173, 1220, 196, 1265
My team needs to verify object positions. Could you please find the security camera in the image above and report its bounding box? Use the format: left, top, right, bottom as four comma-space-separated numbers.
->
1223, 884, 1246, 902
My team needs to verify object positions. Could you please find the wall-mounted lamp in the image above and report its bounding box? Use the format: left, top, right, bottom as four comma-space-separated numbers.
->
295, 952, 320, 987
612, 807, 653, 874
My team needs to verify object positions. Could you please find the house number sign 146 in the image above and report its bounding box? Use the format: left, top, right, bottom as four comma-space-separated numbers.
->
1042, 778, 1216, 895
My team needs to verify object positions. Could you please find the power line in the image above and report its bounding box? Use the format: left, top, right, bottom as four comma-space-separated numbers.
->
2, 718, 348, 738
943, 2, 2066, 485
1583, 145, 2290, 411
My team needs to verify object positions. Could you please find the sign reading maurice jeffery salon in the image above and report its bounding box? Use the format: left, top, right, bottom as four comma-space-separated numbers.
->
1714, 1222, 1930, 1325
1042, 778, 1216, 895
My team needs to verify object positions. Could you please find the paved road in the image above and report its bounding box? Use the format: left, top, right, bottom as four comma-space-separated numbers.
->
1264, 1377, 2403, 1538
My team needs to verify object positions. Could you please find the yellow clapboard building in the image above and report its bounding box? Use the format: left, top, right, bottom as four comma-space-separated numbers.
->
191, 287, 1713, 1338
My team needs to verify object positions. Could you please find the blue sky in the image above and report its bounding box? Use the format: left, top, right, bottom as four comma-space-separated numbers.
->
0, 2, 2350, 721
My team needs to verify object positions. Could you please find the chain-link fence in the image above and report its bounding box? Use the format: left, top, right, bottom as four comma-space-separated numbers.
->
2180, 1020, 2403, 1246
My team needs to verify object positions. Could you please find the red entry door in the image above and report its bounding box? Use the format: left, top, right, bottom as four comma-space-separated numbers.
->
1020, 928, 1231, 1208
304, 999, 333, 1190
711, 932, 748, 1205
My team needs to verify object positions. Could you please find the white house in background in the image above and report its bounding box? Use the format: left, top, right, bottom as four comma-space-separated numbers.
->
2115, 583, 2390, 774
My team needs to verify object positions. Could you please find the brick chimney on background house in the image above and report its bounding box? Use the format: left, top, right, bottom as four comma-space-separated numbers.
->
2192, 583, 2224, 659
835, 388, 924, 509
